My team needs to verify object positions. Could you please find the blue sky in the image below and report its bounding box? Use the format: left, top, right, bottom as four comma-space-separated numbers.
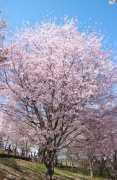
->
2, 0, 117, 49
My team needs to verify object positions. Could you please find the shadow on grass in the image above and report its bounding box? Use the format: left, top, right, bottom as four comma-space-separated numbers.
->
0, 158, 21, 172
54, 172, 75, 180
77, 177, 88, 180
0, 174, 14, 180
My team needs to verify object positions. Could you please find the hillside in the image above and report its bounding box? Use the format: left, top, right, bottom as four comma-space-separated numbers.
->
0, 158, 107, 180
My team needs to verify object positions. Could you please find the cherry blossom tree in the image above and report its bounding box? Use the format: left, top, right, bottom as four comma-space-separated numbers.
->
66, 102, 117, 178
1, 17, 117, 179
109, 0, 117, 4
0, 111, 32, 154
0, 10, 7, 64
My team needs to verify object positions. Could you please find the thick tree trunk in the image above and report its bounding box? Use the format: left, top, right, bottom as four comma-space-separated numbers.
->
44, 150, 55, 180
45, 158, 53, 180
99, 168, 104, 177
46, 163, 53, 180
98, 158, 105, 178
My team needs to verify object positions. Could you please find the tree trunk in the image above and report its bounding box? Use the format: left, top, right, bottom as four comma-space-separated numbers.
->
41, 156, 43, 163
38, 148, 43, 163
53, 160, 54, 172
8, 145, 11, 154
66, 158, 67, 171
99, 168, 104, 177
14, 142, 17, 156
0, 136, 3, 149
98, 158, 105, 178
77, 163, 79, 173
45, 158, 53, 180
26, 142, 28, 157
34, 151, 36, 161
89, 159, 93, 178
44, 150, 54, 180
38, 148, 41, 163
54, 155, 58, 167
46, 163, 53, 180
71, 159, 73, 173
14, 147, 16, 156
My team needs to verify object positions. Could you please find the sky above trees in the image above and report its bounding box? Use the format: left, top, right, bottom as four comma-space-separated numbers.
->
2, 0, 117, 51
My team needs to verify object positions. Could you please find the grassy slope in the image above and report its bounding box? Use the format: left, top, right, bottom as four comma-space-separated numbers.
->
0, 158, 108, 180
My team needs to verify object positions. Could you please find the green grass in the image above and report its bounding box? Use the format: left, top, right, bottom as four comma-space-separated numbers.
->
54, 167, 108, 180
74, 173, 107, 180
21, 161, 46, 174
1, 157, 21, 171
0, 168, 4, 174
0, 157, 109, 180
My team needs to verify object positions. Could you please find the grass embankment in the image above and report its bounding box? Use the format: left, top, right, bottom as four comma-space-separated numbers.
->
0, 157, 108, 180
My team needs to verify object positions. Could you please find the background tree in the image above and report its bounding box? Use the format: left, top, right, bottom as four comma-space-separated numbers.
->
0, 10, 6, 63
66, 102, 117, 178
109, 0, 117, 4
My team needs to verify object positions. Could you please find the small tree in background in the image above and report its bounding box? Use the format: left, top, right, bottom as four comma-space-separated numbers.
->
109, 0, 117, 4
66, 102, 117, 178
0, 10, 6, 62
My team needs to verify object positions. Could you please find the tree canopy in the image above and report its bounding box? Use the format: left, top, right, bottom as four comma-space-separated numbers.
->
0, 18, 117, 178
